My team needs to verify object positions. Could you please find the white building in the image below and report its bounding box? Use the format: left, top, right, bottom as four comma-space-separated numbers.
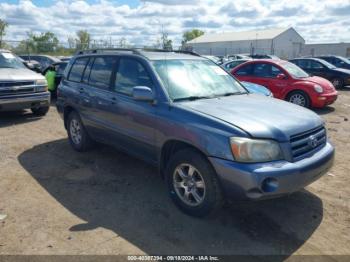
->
302, 43, 350, 57
186, 27, 305, 59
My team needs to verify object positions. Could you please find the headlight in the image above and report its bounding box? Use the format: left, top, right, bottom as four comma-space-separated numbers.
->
35, 79, 47, 85
230, 137, 283, 163
35, 79, 48, 92
313, 84, 323, 93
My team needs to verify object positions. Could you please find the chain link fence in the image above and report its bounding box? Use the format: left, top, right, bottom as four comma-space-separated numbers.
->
0, 39, 183, 57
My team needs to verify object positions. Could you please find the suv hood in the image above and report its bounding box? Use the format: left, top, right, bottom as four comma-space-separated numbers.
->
0, 68, 44, 81
180, 94, 323, 142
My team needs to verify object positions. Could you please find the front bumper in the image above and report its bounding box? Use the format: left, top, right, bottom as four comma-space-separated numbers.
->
0, 92, 50, 111
312, 91, 338, 108
209, 142, 334, 200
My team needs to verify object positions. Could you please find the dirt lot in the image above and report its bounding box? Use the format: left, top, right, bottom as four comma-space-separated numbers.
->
0, 91, 349, 258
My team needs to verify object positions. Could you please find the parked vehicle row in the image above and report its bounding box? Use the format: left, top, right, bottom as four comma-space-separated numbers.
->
55, 48, 334, 217
315, 55, 350, 70
290, 58, 350, 89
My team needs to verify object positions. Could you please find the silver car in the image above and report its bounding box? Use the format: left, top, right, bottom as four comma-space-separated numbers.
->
0, 49, 50, 115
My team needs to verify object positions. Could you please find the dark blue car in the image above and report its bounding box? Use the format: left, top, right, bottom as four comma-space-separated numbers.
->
57, 49, 334, 217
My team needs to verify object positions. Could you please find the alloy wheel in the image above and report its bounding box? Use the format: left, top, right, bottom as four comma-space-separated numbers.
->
289, 93, 306, 107
332, 79, 341, 89
173, 163, 206, 206
70, 119, 82, 145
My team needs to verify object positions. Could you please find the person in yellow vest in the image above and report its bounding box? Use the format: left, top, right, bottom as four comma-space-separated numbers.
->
45, 65, 57, 97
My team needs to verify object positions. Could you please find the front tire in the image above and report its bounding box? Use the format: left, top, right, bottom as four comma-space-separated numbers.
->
331, 78, 344, 89
287, 91, 310, 108
67, 111, 94, 152
31, 106, 49, 116
165, 149, 224, 217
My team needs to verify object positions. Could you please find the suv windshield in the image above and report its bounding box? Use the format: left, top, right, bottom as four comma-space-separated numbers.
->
283, 62, 309, 78
0, 52, 25, 69
152, 59, 247, 101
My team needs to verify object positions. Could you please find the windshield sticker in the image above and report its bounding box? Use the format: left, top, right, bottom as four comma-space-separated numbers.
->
1, 53, 15, 59
210, 66, 228, 75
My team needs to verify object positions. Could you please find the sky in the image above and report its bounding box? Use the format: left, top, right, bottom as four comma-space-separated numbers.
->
0, 0, 350, 46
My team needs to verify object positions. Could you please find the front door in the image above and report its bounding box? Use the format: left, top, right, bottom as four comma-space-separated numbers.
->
108, 57, 158, 164
308, 60, 328, 78
249, 62, 288, 99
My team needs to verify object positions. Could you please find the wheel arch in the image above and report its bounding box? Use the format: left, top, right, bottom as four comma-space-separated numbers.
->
159, 139, 209, 178
285, 88, 311, 100
63, 105, 76, 129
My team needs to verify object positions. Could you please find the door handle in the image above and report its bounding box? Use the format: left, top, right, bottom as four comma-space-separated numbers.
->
111, 97, 117, 105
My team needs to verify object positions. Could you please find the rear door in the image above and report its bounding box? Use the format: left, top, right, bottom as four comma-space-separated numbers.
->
65, 56, 91, 119
81, 56, 118, 139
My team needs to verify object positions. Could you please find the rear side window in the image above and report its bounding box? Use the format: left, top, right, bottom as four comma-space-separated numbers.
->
114, 58, 154, 95
89, 57, 116, 89
235, 64, 253, 76
68, 57, 89, 82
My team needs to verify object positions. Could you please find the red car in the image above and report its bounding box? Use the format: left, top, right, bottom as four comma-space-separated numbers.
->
231, 59, 338, 108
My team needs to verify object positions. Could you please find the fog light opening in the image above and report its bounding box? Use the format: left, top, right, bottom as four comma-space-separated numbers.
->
261, 177, 279, 193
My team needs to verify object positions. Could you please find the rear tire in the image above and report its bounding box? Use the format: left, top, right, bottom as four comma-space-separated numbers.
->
331, 78, 343, 89
165, 149, 224, 217
67, 111, 94, 152
287, 90, 310, 108
31, 106, 49, 116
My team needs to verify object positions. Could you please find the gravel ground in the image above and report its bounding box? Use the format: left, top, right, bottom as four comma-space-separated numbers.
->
0, 91, 349, 258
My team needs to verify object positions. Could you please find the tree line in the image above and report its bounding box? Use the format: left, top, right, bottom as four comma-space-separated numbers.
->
0, 18, 204, 55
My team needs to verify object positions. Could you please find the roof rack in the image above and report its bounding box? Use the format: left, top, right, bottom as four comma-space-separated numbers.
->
75, 48, 143, 56
173, 50, 201, 57
75, 48, 201, 57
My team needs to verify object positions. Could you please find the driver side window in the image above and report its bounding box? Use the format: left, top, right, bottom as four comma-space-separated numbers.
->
114, 58, 154, 95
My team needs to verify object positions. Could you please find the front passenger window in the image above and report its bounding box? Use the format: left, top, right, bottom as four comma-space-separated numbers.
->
114, 58, 154, 95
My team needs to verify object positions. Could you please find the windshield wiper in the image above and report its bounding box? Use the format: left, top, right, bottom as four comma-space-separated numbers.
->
173, 95, 213, 102
218, 91, 246, 97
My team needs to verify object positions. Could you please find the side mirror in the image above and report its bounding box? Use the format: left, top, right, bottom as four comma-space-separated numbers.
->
132, 86, 154, 102
276, 73, 286, 80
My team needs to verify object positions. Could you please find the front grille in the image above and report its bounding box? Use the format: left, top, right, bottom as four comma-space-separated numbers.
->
0, 81, 35, 87
0, 81, 36, 96
290, 126, 327, 159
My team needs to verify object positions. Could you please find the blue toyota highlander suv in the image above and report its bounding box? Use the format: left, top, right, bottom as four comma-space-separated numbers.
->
56, 49, 334, 217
